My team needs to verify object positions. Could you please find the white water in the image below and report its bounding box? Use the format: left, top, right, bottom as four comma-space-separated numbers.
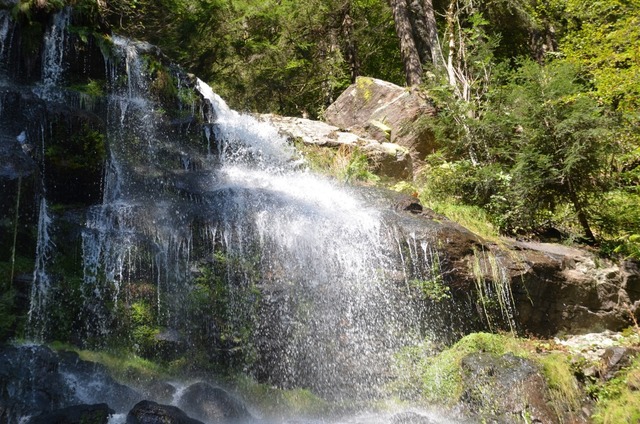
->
196, 78, 294, 167
27, 197, 54, 336
3, 21, 490, 421
0, 10, 12, 58
36, 7, 71, 100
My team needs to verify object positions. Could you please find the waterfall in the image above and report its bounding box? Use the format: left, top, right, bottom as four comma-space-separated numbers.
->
25, 7, 72, 339
0, 10, 516, 418
37, 7, 71, 100
72, 35, 431, 398
0, 10, 12, 61
27, 197, 54, 339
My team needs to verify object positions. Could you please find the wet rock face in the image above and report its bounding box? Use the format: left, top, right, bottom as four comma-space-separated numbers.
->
0, 345, 142, 422
177, 382, 251, 423
507, 242, 640, 336
27, 403, 114, 424
127, 400, 204, 424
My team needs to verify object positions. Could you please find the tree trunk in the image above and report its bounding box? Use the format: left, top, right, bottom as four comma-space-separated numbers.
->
407, 0, 432, 65
340, 3, 359, 82
389, 0, 423, 86
422, 0, 443, 68
567, 179, 596, 243
444, 0, 458, 91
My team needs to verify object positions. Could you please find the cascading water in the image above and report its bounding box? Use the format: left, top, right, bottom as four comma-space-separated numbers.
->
0, 9, 12, 63
26, 7, 72, 340
76, 34, 430, 400
193, 80, 431, 399
0, 7, 520, 423
36, 6, 71, 100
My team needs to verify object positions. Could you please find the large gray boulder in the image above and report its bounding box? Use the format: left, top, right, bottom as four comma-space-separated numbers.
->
459, 353, 567, 423
324, 76, 437, 168
262, 114, 413, 179
507, 242, 640, 336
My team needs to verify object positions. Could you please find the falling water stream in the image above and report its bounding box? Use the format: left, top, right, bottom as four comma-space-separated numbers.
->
0, 7, 520, 423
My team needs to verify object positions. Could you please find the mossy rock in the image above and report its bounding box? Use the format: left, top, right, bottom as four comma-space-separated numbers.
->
406, 333, 587, 423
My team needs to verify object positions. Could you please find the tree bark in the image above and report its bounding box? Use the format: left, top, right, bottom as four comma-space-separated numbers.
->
389, 0, 423, 86
407, 0, 432, 65
444, 0, 458, 92
422, 0, 443, 68
340, 3, 359, 82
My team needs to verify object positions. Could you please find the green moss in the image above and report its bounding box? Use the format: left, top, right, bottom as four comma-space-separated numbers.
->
70, 79, 105, 97
144, 56, 179, 107
419, 333, 528, 405
539, 353, 582, 418
356, 76, 374, 103
49, 342, 167, 383
233, 375, 333, 418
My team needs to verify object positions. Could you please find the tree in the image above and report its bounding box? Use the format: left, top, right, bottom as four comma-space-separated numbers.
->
387, 0, 443, 85
388, 0, 423, 85
499, 60, 615, 240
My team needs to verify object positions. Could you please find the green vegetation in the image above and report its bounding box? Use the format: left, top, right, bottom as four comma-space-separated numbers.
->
233, 375, 333, 418
50, 341, 168, 384
296, 142, 380, 184
394, 331, 640, 423
539, 353, 582, 419
591, 356, 640, 424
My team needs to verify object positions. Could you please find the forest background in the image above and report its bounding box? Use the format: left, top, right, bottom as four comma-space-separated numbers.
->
12, 0, 640, 256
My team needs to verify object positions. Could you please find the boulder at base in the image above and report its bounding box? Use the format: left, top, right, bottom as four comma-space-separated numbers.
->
177, 382, 251, 423
324, 76, 437, 168
460, 353, 563, 423
127, 400, 204, 424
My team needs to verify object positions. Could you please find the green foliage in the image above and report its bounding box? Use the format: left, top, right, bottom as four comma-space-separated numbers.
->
70, 79, 105, 97
342, 147, 379, 184
501, 59, 615, 237
12, 0, 64, 20
426, 58, 618, 240
46, 123, 106, 173
409, 278, 450, 302
594, 191, 640, 258
591, 357, 640, 424
50, 342, 167, 384
555, 0, 640, 116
